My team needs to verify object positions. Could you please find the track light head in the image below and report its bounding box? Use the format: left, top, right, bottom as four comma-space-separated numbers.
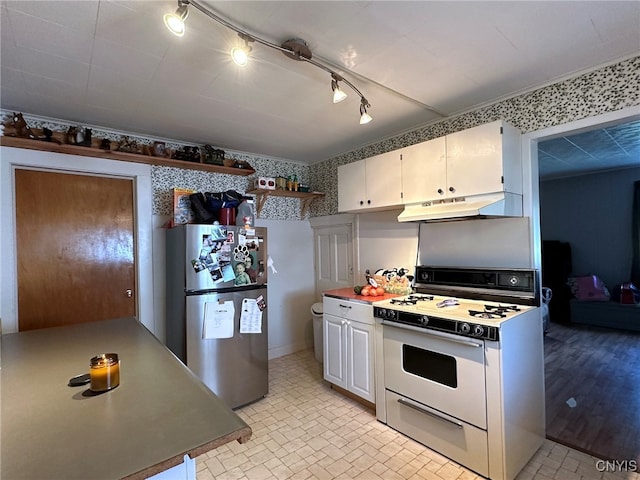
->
331, 74, 347, 103
164, 1, 189, 37
359, 98, 372, 124
231, 34, 254, 66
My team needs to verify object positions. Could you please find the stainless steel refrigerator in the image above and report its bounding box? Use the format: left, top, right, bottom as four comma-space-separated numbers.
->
165, 224, 268, 409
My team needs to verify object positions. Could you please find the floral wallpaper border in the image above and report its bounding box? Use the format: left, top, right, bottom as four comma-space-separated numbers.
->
2, 56, 638, 221
309, 56, 640, 217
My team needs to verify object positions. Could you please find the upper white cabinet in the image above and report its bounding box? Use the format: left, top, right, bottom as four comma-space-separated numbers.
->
401, 136, 446, 205
445, 120, 522, 198
339, 120, 522, 212
401, 120, 522, 205
337, 151, 402, 212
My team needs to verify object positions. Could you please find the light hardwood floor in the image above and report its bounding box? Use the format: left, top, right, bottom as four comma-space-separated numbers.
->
544, 322, 640, 464
195, 348, 639, 480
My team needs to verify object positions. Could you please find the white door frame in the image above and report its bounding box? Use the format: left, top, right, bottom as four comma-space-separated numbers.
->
0, 147, 154, 334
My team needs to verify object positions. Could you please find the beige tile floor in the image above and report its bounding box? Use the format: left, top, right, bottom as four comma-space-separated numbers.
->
195, 349, 639, 480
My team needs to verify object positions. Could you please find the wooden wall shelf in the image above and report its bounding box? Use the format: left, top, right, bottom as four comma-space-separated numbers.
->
0, 136, 256, 176
246, 188, 325, 217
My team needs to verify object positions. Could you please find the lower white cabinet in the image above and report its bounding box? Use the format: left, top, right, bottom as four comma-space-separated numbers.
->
323, 297, 375, 403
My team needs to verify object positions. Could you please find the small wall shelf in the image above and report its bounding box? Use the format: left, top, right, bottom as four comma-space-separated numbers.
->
246, 188, 325, 217
0, 136, 256, 176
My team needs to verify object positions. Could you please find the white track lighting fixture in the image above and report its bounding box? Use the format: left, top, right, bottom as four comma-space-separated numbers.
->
163, 0, 189, 37
331, 74, 347, 103
360, 98, 373, 125
163, 0, 372, 124
231, 34, 254, 67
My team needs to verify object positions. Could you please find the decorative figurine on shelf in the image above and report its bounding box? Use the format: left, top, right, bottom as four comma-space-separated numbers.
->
75, 126, 84, 145
172, 146, 201, 163
152, 142, 166, 158
100, 138, 111, 151
66, 126, 78, 144
78, 128, 92, 147
8, 112, 60, 143
203, 145, 225, 165
10, 112, 36, 138
117, 136, 138, 153
41, 127, 61, 143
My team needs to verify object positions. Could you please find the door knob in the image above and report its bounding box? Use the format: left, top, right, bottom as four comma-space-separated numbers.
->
125, 289, 133, 298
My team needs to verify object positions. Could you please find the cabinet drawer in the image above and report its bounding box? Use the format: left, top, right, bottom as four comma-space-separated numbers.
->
323, 297, 373, 324
386, 390, 489, 477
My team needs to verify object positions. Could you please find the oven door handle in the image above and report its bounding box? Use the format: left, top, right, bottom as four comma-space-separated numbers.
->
381, 321, 483, 348
397, 398, 463, 429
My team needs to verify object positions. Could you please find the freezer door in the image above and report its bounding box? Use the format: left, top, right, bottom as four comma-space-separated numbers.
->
185, 225, 267, 292
185, 289, 268, 409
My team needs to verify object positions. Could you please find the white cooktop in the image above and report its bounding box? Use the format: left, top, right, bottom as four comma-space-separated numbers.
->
373, 293, 535, 325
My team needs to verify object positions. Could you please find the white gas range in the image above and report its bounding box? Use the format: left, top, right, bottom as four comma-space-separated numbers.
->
373, 266, 545, 480
374, 292, 535, 341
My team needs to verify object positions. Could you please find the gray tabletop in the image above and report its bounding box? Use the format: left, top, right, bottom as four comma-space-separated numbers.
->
1, 317, 251, 480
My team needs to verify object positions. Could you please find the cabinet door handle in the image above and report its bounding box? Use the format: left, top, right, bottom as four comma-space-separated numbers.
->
359, 200, 364, 205
339, 304, 352, 309
367, 199, 371, 204
449, 186, 455, 193
437, 188, 444, 195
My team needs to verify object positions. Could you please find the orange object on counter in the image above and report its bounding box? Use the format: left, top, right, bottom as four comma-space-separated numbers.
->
322, 287, 402, 304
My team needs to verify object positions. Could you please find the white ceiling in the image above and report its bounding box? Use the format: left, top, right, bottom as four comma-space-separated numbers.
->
1, 1, 639, 175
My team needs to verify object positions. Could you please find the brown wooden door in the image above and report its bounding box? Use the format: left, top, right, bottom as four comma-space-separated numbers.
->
15, 169, 136, 331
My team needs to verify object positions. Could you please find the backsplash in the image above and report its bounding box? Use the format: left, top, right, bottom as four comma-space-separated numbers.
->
309, 55, 640, 217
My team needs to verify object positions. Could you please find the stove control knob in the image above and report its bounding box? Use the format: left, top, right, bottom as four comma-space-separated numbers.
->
420, 315, 429, 326
473, 325, 485, 337
460, 323, 471, 334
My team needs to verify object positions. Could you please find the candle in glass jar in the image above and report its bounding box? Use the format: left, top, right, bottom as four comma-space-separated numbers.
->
89, 353, 120, 392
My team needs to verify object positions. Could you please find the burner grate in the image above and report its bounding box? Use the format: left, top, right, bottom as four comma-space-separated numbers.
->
469, 309, 506, 319
407, 294, 434, 302
390, 298, 417, 306
484, 304, 521, 315
390, 294, 434, 306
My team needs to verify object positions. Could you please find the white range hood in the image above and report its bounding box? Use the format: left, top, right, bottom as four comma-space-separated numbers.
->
398, 192, 523, 222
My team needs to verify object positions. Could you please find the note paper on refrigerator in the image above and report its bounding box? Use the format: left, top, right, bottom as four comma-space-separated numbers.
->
240, 298, 262, 333
203, 301, 235, 339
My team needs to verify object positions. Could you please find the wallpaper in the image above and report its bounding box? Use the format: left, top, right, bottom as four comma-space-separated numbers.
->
309, 55, 640, 217
3, 56, 638, 221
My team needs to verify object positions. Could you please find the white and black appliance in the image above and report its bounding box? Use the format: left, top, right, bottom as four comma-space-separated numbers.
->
374, 266, 545, 480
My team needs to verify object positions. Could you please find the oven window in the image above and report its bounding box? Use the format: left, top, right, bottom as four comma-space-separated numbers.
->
402, 344, 457, 388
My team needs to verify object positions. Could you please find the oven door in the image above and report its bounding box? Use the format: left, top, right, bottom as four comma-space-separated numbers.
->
383, 322, 487, 429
